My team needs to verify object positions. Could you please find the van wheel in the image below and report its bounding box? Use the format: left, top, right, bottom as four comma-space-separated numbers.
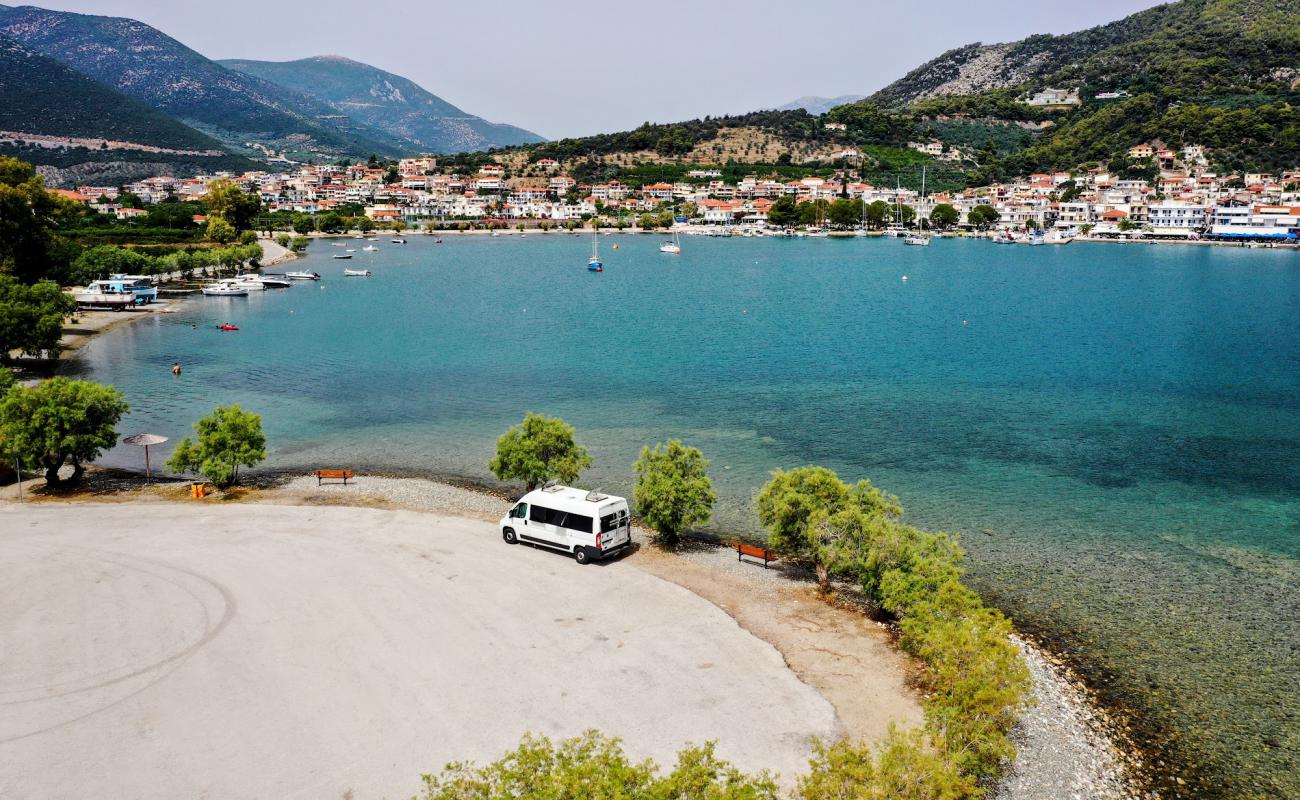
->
503, 528, 517, 544
574, 547, 591, 565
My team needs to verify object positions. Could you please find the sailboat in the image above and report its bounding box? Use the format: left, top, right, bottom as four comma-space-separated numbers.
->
904, 166, 932, 246
659, 228, 681, 254
884, 176, 908, 237
588, 225, 603, 271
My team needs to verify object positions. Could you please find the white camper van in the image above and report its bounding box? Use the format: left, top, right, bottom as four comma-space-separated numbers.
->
500, 484, 632, 564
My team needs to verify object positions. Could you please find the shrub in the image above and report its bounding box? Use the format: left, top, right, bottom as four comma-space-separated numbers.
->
488, 412, 592, 491
798, 728, 972, 800
633, 439, 717, 544
0, 377, 128, 485
756, 466, 900, 591
166, 404, 266, 487
416, 731, 777, 800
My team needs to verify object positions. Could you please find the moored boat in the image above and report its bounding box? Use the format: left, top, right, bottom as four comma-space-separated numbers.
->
286, 271, 321, 280
201, 284, 248, 297
344, 268, 372, 276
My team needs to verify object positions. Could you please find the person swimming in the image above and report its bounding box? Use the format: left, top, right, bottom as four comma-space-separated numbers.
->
171, 362, 182, 375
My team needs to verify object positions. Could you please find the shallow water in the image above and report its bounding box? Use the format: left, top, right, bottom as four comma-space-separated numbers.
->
75, 234, 1299, 797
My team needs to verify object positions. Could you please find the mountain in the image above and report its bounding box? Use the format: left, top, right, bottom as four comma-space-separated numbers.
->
0, 34, 259, 184
774, 95, 866, 115
219, 56, 543, 153
0, 5, 408, 161
871, 0, 1300, 106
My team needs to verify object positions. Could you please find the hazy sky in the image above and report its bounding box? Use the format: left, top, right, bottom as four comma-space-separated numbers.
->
32, 1, 1164, 139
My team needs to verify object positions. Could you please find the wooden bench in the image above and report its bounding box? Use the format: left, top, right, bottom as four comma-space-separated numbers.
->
737, 542, 777, 569
315, 469, 354, 486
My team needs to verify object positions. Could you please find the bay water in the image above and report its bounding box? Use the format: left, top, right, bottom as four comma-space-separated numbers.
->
73, 234, 1299, 797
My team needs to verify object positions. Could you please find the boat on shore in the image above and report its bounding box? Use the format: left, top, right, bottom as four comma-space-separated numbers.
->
72, 276, 158, 309
286, 271, 321, 281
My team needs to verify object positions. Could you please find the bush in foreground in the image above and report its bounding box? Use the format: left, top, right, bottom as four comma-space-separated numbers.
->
488, 412, 592, 491
417, 731, 778, 800
0, 377, 128, 485
166, 404, 266, 487
633, 439, 717, 545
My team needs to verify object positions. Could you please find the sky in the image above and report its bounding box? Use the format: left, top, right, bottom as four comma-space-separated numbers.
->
31, 0, 1166, 139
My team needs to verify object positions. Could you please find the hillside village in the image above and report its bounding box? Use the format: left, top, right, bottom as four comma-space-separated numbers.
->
57, 142, 1300, 241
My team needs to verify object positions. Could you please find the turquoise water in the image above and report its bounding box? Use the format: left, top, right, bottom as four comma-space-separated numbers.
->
75, 235, 1299, 797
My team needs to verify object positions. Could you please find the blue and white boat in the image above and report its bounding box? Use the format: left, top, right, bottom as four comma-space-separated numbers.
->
588, 227, 603, 271
73, 276, 158, 308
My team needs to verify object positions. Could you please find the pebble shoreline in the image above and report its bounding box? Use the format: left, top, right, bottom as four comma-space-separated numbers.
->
276, 474, 1143, 800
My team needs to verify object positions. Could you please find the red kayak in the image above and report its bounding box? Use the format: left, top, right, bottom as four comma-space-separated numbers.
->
217, 324, 239, 331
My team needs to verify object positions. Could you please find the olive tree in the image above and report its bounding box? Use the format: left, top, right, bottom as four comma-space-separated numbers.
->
488, 412, 591, 491
0, 275, 76, 359
0, 378, 129, 485
755, 466, 901, 592
632, 440, 716, 545
166, 404, 266, 487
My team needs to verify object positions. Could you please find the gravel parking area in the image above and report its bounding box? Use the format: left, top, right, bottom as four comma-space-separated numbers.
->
0, 502, 835, 799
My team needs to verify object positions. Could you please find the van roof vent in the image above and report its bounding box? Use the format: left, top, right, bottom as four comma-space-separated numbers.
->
585, 488, 608, 502
542, 481, 563, 493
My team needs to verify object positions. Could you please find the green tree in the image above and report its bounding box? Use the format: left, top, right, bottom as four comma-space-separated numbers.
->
116, 191, 144, 209
355, 216, 376, 233
69, 245, 151, 285
0, 156, 78, 284
205, 217, 236, 244
967, 204, 1000, 229
488, 412, 592, 491
827, 198, 865, 228
316, 212, 345, 234
204, 179, 262, 231
632, 440, 717, 545
766, 194, 799, 227
929, 203, 960, 229
0, 275, 76, 359
864, 200, 891, 229
289, 236, 310, 253
0, 377, 128, 485
756, 466, 901, 592
166, 404, 267, 488
145, 202, 198, 230
291, 214, 315, 235
898, 204, 916, 226
275, 233, 291, 248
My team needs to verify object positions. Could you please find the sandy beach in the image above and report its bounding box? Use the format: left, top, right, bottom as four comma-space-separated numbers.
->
0, 471, 1143, 799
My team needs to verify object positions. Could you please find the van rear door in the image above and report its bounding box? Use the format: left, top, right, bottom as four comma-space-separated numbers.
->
599, 506, 631, 550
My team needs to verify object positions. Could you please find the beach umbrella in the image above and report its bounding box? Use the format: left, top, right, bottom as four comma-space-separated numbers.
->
122, 433, 168, 481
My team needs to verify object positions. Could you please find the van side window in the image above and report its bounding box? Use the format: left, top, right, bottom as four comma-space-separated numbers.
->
530, 505, 553, 524
565, 513, 593, 534
513, 503, 528, 519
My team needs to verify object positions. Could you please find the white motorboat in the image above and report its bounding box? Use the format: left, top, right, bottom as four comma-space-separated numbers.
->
333, 253, 353, 259
391, 238, 406, 244
362, 245, 378, 252
201, 284, 248, 297
223, 276, 265, 291
344, 269, 372, 276
286, 271, 320, 280
254, 275, 292, 288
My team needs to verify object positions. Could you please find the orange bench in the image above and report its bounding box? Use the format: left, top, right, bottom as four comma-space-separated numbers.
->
315, 469, 354, 486
737, 542, 777, 568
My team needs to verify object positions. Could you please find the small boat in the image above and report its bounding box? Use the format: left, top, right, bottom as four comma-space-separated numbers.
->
333, 253, 353, 259
362, 245, 378, 252
224, 276, 266, 291
659, 229, 681, 254
201, 284, 248, 297
216, 323, 239, 331
588, 226, 603, 271
344, 269, 372, 277
332, 243, 346, 247
254, 276, 292, 288
904, 232, 931, 246
391, 238, 406, 244
345, 248, 356, 252
435, 237, 443, 244
366, 238, 378, 242
286, 271, 321, 281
